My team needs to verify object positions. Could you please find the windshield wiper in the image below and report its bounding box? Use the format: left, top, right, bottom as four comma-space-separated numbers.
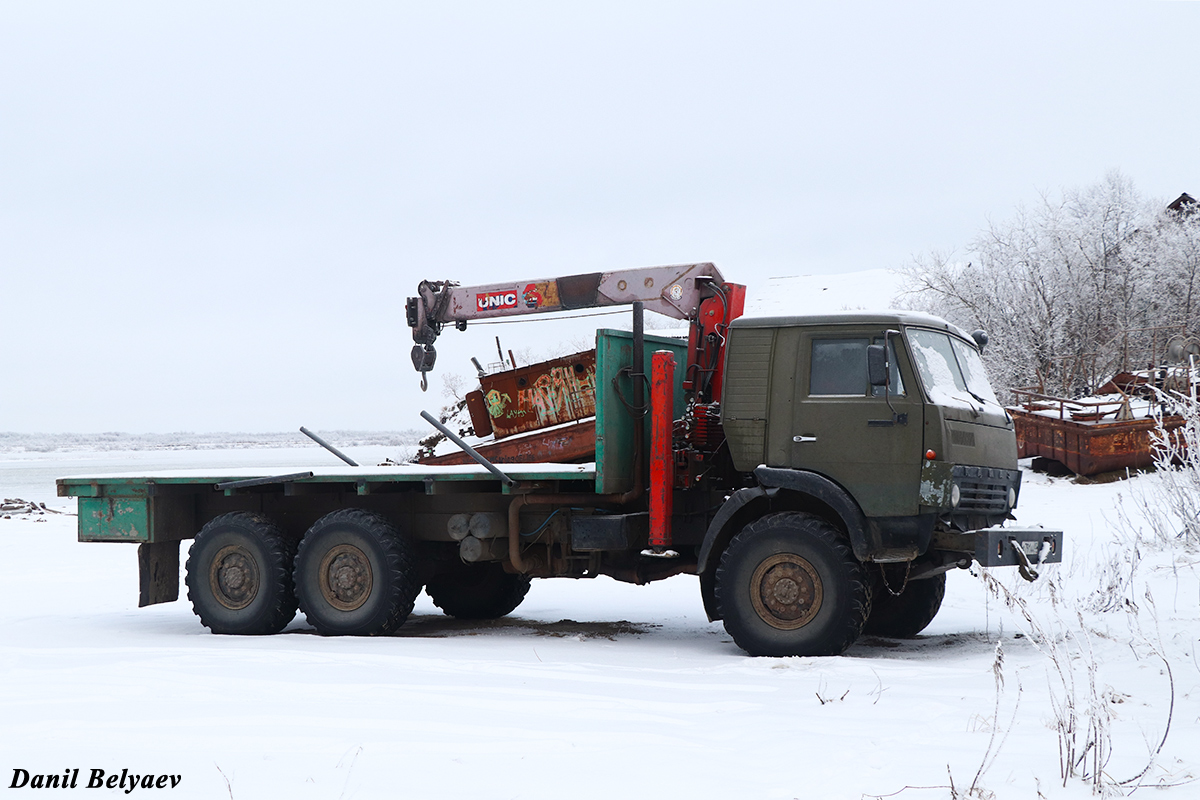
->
967, 389, 991, 407
951, 392, 983, 418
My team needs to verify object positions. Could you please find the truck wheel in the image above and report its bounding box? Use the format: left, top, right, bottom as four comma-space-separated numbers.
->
293, 509, 418, 636
426, 561, 531, 619
863, 572, 946, 638
185, 512, 298, 635
715, 512, 870, 657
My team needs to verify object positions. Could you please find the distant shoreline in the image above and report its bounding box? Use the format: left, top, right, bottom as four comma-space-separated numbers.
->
0, 431, 421, 454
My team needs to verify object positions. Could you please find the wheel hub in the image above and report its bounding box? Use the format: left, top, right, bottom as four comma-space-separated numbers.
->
319, 544, 373, 611
209, 545, 260, 610
750, 553, 823, 630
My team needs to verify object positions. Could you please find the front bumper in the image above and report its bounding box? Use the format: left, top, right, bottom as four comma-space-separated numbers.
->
974, 526, 1063, 568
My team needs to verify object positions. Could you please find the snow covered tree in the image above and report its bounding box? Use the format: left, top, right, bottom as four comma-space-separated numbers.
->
899, 172, 1198, 400
1139, 194, 1200, 334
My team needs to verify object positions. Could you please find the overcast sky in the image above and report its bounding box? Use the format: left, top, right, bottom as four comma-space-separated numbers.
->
1, 1, 1197, 433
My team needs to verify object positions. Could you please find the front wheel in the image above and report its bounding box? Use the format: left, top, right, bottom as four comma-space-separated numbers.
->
185, 512, 298, 635
294, 509, 419, 636
715, 512, 870, 657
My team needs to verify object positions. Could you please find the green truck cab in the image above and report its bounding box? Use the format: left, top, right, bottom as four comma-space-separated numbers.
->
724, 312, 1021, 544
696, 311, 1054, 655
58, 313, 1060, 658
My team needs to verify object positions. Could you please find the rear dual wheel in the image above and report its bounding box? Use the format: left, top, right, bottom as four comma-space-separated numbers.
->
185, 512, 298, 635
294, 509, 419, 636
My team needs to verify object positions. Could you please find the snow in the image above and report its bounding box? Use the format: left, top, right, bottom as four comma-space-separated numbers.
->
746, 269, 905, 316
0, 446, 413, 506
1021, 397, 1156, 422
2, 449, 1199, 798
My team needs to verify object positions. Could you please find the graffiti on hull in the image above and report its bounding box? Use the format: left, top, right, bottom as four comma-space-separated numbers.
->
467, 351, 598, 440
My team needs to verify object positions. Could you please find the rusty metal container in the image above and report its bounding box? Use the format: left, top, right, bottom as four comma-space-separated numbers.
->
465, 350, 597, 440
1011, 408, 1185, 475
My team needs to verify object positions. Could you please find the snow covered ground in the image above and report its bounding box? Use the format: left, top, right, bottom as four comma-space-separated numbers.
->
1, 447, 1198, 799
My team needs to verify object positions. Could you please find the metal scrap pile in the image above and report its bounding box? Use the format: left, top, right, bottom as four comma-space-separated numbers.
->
1, 499, 69, 519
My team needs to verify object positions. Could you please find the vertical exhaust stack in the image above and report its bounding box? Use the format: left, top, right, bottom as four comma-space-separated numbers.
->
648, 350, 677, 554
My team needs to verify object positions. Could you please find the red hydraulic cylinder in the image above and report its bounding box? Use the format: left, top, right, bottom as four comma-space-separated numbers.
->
649, 350, 676, 548
683, 282, 746, 402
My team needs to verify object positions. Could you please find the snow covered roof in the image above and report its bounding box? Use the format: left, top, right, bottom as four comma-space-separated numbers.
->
731, 310, 975, 343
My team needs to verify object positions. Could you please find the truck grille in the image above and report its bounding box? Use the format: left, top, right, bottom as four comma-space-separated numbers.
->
952, 465, 1018, 513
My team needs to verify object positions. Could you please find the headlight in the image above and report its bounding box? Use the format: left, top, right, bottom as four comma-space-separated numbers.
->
1008, 487, 1017, 508
950, 484, 961, 508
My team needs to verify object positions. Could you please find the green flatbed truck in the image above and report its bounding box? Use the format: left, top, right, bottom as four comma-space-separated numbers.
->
58, 264, 1062, 656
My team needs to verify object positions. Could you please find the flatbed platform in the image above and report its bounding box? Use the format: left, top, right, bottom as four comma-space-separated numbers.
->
57, 461, 596, 493
56, 462, 599, 546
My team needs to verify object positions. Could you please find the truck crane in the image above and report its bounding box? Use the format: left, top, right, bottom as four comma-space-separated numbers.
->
405, 261, 745, 399
57, 262, 1063, 657
405, 262, 746, 559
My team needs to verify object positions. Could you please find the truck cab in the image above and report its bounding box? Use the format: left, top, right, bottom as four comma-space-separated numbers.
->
723, 312, 1019, 538
695, 312, 1051, 655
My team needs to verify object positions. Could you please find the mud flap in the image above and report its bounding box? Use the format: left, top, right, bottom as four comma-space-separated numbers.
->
138, 540, 180, 607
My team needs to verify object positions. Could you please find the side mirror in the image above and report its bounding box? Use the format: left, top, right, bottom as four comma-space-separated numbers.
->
867, 344, 888, 387
971, 329, 989, 352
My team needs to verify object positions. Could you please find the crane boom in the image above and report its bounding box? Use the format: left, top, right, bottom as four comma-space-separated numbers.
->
406, 262, 743, 394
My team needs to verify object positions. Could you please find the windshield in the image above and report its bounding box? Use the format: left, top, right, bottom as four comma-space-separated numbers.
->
906, 328, 999, 410
949, 337, 999, 405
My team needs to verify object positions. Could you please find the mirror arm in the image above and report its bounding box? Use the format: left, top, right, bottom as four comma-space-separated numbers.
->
882, 329, 907, 425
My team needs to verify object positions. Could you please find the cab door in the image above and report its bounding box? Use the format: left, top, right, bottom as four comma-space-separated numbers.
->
788, 329, 924, 518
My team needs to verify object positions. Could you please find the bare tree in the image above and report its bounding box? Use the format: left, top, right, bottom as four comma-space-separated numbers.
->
896, 172, 1200, 400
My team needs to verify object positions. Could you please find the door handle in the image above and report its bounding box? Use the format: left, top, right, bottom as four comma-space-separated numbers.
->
792, 435, 818, 443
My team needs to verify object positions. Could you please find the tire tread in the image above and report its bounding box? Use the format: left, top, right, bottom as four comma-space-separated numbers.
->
294, 508, 418, 636
715, 512, 870, 656
185, 511, 298, 635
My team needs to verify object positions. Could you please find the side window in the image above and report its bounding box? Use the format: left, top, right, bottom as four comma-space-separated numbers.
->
809, 339, 869, 395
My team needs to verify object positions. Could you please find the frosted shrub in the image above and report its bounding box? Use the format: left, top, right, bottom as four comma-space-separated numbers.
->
1119, 390, 1200, 549
977, 572, 1113, 792
1144, 392, 1200, 546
